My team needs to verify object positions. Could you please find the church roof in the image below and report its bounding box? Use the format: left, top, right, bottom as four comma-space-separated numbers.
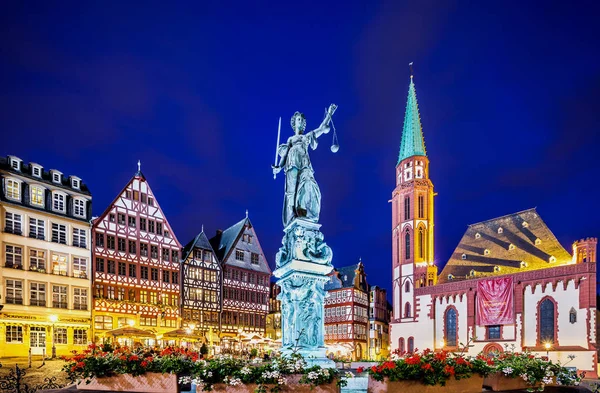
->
398, 76, 427, 163
438, 208, 573, 283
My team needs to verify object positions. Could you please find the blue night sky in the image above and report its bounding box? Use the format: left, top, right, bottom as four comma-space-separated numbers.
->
2, 1, 599, 291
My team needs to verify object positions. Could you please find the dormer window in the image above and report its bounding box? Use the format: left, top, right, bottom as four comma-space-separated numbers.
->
9, 156, 22, 171
475, 233, 481, 239
31, 165, 42, 177
71, 177, 81, 189
469, 270, 476, 277
51, 171, 63, 184
509, 244, 516, 251
549, 256, 556, 263
498, 227, 503, 234
520, 261, 528, 268
447, 274, 454, 280
5, 178, 21, 201
484, 249, 490, 256
52, 192, 66, 213
522, 221, 529, 228
494, 266, 501, 272
535, 238, 542, 246
73, 198, 86, 218
461, 254, 467, 260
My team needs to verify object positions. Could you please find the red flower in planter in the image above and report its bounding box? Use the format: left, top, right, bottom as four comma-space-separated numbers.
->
371, 366, 378, 373
456, 357, 467, 365
76, 362, 85, 369
382, 361, 396, 370
141, 361, 148, 368
444, 365, 455, 376
130, 355, 139, 361
119, 355, 127, 361
434, 351, 448, 362
421, 363, 433, 371
357, 367, 365, 374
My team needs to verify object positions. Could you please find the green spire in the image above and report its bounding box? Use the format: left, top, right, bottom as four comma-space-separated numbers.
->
398, 75, 426, 163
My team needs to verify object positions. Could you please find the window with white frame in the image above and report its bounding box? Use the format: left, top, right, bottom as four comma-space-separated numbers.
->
29, 218, 45, 239
54, 327, 67, 344
5, 244, 23, 267
73, 329, 87, 344
52, 192, 65, 212
235, 249, 244, 261
5, 279, 23, 304
52, 172, 61, 183
5, 179, 21, 200
71, 178, 80, 189
94, 315, 112, 330
73, 199, 85, 217
30, 282, 46, 306
30, 186, 45, 207
4, 212, 22, 234
52, 285, 67, 308
6, 326, 23, 343
73, 257, 87, 278
51, 253, 68, 276
51, 223, 67, 244
73, 228, 86, 248
74, 288, 87, 310
32, 166, 42, 177
29, 249, 46, 271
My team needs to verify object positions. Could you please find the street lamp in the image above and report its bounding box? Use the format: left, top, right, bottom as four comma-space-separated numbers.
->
49, 315, 58, 359
544, 342, 552, 357
439, 340, 445, 349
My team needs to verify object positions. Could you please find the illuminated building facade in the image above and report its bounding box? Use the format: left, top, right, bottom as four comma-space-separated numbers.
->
368, 285, 390, 360
0, 155, 92, 358
389, 74, 598, 377
91, 166, 182, 344
266, 282, 281, 340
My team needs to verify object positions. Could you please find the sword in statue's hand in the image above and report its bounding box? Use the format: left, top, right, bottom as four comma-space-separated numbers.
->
272, 116, 282, 179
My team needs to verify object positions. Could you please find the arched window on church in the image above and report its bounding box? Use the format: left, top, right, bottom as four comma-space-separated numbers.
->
399, 338, 405, 353
569, 307, 577, 324
404, 302, 411, 318
407, 337, 414, 353
405, 281, 410, 293
404, 196, 410, 220
418, 227, 425, 259
444, 307, 457, 347
405, 231, 411, 260
539, 298, 555, 344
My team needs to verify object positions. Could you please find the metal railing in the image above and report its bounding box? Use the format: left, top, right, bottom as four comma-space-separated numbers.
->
4, 263, 23, 269
0, 363, 64, 393
5, 297, 23, 305
52, 301, 68, 309
29, 299, 46, 307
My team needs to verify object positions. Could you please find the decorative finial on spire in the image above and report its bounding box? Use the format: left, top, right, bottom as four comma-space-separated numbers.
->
137, 160, 141, 172
409, 62, 414, 79
202, 224, 204, 233
245, 209, 249, 218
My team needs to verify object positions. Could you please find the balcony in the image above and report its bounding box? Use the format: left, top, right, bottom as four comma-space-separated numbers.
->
4, 263, 23, 269
52, 301, 68, 309
30, 299, 46, 307
73, 303, 87, 310
6, 297, 23, 305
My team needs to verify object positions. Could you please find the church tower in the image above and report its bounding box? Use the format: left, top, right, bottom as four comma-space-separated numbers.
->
391, 72, 437, 323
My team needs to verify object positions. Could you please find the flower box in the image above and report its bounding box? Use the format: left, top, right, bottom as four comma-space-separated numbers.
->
77, 372, 178, 393
203, 375, 338, 393
483, 372, 555, 392
368, 375, 484, 393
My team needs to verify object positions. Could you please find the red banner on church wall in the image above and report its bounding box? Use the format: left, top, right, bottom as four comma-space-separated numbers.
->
476, 277, 514, 325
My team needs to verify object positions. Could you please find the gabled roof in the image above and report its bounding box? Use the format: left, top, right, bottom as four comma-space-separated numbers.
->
438, 208, 573, 283
398, 76, 427, 163
210, 217, 248, 262
325, 261, 368, 291
182, 231, 215, 262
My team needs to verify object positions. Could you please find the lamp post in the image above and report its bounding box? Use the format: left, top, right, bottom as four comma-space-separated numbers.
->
49, 315, 58, 359
544, 342, 551, 358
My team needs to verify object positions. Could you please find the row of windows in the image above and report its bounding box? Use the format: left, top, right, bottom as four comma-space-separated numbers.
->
325, 323, 367, 336
223, 269, 268, 286
188, 288, 218, 303
395, 227, 426, 261
95, 233, 178, 260
187, 267, 218, 282
182, 310, 219, 323
223, 288, 266, 304
221, 311, 266, 328
4, 178, 87, 218
235, 249, 260, 265
124, 189, 154, 206
192, 249, 214, 262
4, 244, 88, 277
94, 285, 179, 306
106, 214, 171, 238
6, 326, 87, 344
5, 212, 88, 247
5, 279, 88, 309
402, 195, 426, 221
94, 315, 177, 330
95, 258, 178, 283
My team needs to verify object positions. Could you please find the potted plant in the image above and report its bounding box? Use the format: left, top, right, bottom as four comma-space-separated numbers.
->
365, 349, 493, 393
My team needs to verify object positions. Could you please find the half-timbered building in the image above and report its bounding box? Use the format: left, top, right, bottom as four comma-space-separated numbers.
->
324, 261, 369, 361
92, 166, 182, 344
0, 155, 93, 358
209, 215, 271, 344
181, 230, 221, 346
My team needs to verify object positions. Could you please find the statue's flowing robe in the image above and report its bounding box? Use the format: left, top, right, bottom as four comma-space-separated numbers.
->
281, 132, 321, 226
